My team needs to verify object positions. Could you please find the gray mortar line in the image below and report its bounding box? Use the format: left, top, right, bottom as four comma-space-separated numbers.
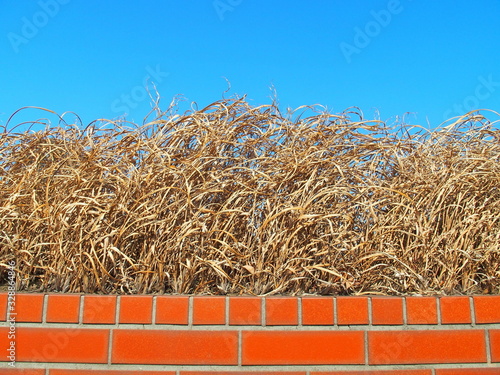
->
42, 294, 48, 323
188, 296, 193, 327
486, 329, 492, 363
78, 295, 84, 324
115, 295, 121, 325
151, 295, 157, 325
333, 297, 338, 326
262, 297, 266, 327
402, 297, 407, 325
298, 296, 302, 326
108, 328, 113, 365
364, 330, 369, 365
469, 296, 476, 326
436, 297, 442, 325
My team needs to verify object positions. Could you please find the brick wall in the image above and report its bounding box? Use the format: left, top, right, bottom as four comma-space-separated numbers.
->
1, 293, 500, 374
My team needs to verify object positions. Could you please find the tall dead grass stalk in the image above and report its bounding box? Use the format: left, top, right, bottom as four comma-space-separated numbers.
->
1, 98, 499, 295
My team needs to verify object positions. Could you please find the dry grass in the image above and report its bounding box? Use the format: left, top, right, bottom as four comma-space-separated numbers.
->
1, 98, 499, 295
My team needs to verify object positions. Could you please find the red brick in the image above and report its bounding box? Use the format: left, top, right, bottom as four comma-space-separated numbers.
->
491, 329, 500, 362
474, 296, 500, 324
50, 370, 175, 375
0, 293, 7, 321
192, 296, 225, 325
229, 297, 261, 325
302, 297, 334, 325
371, 297, 403, 325
14, 294, 44, 322
266, 297, 298, 325
83, 295, 116, 324
242, 331, 364, 365
337, 297, 369, 325
313, 371, 431, 375
112, 330, 237, 364
1, 370, 45, 374
369, 330, 486, 364
119, 296, 153, 324
46, 294, 80, 323
440, 296, 471, 324
156, 296, 189, 325
437, 369, 500, 374
406, 297, 438, 325
0, 327, 108, 363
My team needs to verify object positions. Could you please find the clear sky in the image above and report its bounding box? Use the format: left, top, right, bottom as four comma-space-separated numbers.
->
1, 0, 499, 131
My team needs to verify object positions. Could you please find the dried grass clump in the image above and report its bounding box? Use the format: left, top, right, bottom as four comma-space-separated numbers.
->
1, 98, 499, 295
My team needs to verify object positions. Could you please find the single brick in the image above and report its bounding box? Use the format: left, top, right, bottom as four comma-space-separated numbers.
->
242, 331, 364, 365
302, 297, 334, 325
0, 293, 8, 321
474, 296, 500, 324
336, 297, 369, 325
437, 369, 500, 374
46, 294, 80, 323
112, 330, 238, 364
119, 296, 153, 324
14, 294, 44, 322
156, 296, 189, 325
491, 329, 500, 362
266, 297, 298, 325
192, 296, 226, 325
369, 330, 486, 364
83, 295, 117, 324
182, 373, 306, 375
50, 370, 176, 375
440, 296, 471, 324
406, 297, 438, 325
313, 371, 431, 375
229, 297, 261, 325
371, 297, 403, 325
0, 327, 108, 363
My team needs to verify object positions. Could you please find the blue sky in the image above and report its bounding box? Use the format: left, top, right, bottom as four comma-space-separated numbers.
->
1, 0, 499, 131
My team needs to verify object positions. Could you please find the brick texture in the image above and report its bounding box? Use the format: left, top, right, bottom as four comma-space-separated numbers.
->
371, 297, 403, 325
406, 297, 438, 325
474, 296, 500, 324
112, 330, 238, 364
369, 330, 486, 364
337, 296, 369, 325
46, 294, 80, 323
242, 331, 364, 365
302, 297, 334, 325
156, 296, 189, 325
5, 293, 499, 373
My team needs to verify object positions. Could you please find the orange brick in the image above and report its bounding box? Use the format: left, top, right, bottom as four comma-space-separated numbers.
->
437, 369, 500, 374
46, 294, 80, 323
369, 330, 486, 364
83, 295, 116, 324
242, 331, 364, 365
156, 296, 189, 325
371, 297, 403, 325
0, 293, 7, 321
491, 329, 500, 362
474, 296, 500, 324
337, 297, 369, 325
112, 330, 237, 364
119, 296, 153, 324
440, 296, 471, 324
0, 327, 108, 363
182, 373, 306, 375
313, 371, 431, 375
50, 370, 176, 375
266, 297, 298, 325
302, 297, 334, 325
192, 296, 225, 325
406, 297, 438, 325
14, 294, 44, 322
229, 297, 261, 325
